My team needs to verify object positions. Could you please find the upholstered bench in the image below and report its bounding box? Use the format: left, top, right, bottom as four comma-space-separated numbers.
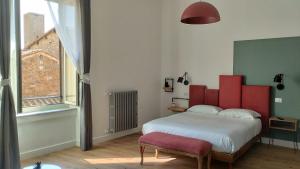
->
139, 132, 212, 169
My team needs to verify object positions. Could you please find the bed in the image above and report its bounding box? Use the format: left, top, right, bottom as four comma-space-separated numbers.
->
142, 75, 271, 169
143, 112, 261, 154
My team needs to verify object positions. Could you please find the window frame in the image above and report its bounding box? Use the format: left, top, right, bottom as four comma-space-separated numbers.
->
61, 45, 78, 106
16, 0, 22, 113
17, 0, 78, 114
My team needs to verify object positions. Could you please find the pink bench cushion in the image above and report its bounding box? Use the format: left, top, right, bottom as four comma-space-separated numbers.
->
139, 132, 212, 156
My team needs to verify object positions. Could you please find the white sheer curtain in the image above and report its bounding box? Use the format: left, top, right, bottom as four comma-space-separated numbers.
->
47, 0, 93, 151
47, 0, 83, 73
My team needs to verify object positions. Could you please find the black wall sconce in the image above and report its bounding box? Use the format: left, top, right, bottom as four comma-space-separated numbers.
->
177, 72, 189, 86
274, 74, 285, 90
163, 78, 174, 92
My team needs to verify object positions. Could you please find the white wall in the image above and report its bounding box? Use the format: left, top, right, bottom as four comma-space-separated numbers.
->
161, 0, 300, 116
91, 0, 162, 142
18, 109, 77, 159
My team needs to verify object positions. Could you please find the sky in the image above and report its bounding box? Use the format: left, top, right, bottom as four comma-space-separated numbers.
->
20, 0, 54, 48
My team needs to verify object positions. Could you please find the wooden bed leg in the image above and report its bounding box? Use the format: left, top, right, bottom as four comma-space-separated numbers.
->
155, 149, 159, 159
228, 163, 233, 169
140, 145, 145, 165
198, 157, 203, 169
207, 152, 212, 169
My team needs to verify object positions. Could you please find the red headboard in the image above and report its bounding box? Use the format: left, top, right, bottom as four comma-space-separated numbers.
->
189, 86, 219, 107
189, 85, 206, 107
204, 89, 219, 106
219, 75, 243, 109
242, 85, 271, 132
188, 75, 271, 134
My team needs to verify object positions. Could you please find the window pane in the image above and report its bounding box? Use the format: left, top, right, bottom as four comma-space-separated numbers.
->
20, 0, 63, 109
19, 0, 77, 112
63, 52, 77, 105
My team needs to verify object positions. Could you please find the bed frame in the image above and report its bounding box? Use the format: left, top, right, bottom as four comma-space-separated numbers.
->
189, 75, 271, 169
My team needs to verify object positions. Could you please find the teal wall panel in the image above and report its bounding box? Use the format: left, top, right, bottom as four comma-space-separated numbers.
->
234, 37, 300, 141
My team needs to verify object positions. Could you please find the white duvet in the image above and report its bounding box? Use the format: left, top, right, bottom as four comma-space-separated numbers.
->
142, 111, 261, 153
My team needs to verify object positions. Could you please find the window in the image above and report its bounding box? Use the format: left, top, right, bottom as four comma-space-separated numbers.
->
19, 0, 77, 113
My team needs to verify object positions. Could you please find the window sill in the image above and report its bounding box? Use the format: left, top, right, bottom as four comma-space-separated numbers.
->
17, 106, 78, 124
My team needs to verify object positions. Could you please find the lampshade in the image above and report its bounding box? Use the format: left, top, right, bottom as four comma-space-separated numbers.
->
274, 74, 284, 83
181, 1, 220, 24
177, 72, 189, 86
177, 77, 184, 83
274, 74, 285, 90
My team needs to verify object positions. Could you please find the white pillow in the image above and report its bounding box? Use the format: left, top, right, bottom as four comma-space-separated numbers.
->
218, 109, 261, 120
187, 105, 223, 115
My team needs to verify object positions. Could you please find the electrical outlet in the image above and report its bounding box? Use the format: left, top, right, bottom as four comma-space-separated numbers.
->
183, 92, 188, 97
275, 98, 283, 103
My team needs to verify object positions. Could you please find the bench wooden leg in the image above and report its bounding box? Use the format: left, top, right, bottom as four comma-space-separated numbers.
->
140, 145, 145, 165
198, 157, 203, 169
155, 149, 159, 159
207, 152, 212, 169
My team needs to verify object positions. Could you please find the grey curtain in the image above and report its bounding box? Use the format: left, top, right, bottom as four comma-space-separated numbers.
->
0, 0, 21, 168
79, 0, 93, 151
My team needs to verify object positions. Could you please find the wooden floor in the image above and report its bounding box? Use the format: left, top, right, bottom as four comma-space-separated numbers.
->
22, 134, 300, 169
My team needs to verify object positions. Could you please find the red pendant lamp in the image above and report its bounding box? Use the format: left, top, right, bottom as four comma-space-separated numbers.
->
181, 1, 220, 24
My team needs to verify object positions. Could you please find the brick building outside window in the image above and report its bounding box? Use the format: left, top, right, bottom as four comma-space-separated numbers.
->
21, 13, 76, 109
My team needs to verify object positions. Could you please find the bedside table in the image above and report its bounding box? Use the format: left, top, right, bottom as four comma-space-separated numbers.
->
269, 116, 298, 151
168, 106, 187, 113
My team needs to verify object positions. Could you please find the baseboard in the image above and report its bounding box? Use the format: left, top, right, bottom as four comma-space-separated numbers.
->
21, 128, 142, 160
93, 127, 142, 144
20, 140, 76, 160
261, 137, 299, 149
